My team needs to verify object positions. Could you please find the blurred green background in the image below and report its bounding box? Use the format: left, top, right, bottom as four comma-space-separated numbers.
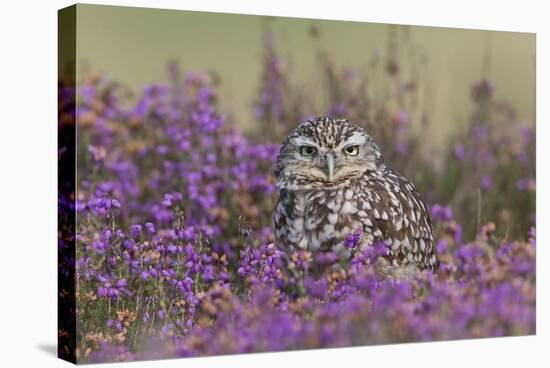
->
74, 4, 535, 141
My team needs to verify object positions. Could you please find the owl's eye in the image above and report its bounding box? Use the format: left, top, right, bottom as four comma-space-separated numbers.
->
344, 145, 359, 156
300, 146, 317, 156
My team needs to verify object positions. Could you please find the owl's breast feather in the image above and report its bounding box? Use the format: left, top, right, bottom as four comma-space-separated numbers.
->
299, 186, 364, 252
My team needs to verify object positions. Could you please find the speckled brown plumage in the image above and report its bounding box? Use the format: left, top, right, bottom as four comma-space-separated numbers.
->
273, 117, 438, 277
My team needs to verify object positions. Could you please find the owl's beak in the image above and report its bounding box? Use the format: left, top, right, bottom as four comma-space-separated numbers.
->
325, 153, 335, 181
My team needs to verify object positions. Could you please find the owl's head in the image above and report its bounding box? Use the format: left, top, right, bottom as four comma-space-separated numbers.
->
275, 117, 384, 190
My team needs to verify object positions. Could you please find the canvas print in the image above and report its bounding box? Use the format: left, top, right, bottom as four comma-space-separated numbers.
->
58, 4, 536, 364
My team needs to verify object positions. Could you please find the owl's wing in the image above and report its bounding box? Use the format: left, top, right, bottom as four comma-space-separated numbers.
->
358, 169, 437, 271
273, 189, 290, 250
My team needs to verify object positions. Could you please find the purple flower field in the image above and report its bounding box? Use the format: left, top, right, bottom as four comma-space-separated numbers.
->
58, 32, 535, 363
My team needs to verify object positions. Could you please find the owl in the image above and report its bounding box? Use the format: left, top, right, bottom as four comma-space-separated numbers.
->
273, 117, 438, 278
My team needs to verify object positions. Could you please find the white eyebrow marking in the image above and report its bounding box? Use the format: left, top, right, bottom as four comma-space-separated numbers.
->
337, 132, 367, 149
291, 137, 317, 147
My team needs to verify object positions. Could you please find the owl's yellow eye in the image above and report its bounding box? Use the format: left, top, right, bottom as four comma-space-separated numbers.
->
344, 145, 359, 156
300, 146, 317, 156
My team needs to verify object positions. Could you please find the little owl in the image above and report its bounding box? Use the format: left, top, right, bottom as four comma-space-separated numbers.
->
273, 117, 438, 278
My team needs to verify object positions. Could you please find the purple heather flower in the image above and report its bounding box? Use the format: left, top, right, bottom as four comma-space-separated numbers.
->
166, 244, 178, 254
304, 277, 328, 299
453, 145, 465, 160
430, 204, 453, 222
161, 324, 173, 336
518, 124, 534, 145
88, 145, 106, 163
359, 241, 388, 263
161, 194, 174, 207
393, 110, 410, 126
328, 103, 346, 116
140, 271, 149, 280
480, 175, 492, 190
91, 239, 107, 252
157, 145, 169, 155
202, 265, 215, 282
344, 228, 362, 249
456, 244, 483, 262
454, 223, 463, 244
392, 138, 408, 155
145, 222, 155, 234
516, 178, 528, 191
122, 239, 135, 250
471, 79, 495, 102
97, 287, 106, 297
472, 125, 488, 141
130, 224, 142, 238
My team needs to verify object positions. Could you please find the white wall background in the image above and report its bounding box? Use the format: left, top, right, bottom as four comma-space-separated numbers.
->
0, 0, 547, 367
